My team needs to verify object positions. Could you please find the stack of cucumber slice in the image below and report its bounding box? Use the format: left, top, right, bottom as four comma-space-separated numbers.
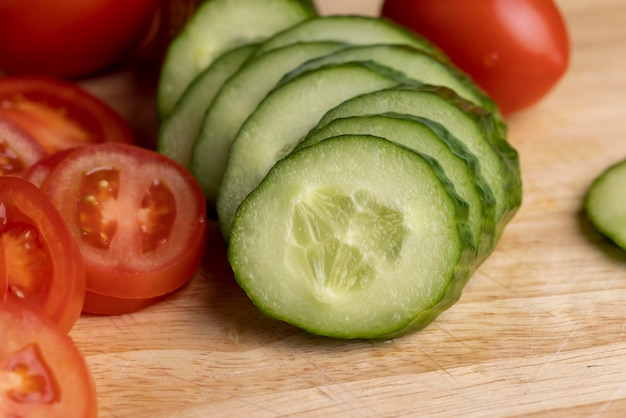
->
156, 0, 522, 339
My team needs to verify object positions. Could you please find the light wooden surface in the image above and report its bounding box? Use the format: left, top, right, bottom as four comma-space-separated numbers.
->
73, 0, 626, 416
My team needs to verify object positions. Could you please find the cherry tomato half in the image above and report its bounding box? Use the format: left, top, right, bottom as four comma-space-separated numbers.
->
381, 0, 570, 114
0, 76, 135, 155
0, 114, 46, 176
0, 176, 86, 333
0, 299, 97, 418
0, 0, 159, 78
41, 143, 207, 299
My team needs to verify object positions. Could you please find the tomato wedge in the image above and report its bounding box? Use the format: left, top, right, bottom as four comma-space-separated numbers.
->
41, 143, 207, 299
0, 299, 97, 418
0, 114, 46, 176
0, 76, 134, 155
0, 176, 86, 333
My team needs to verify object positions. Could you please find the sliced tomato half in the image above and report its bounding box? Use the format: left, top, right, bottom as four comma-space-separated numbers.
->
0, 114, 46, 176
41, 143, 207, 299
0, 76, 134, 155
0, 299, 97, 418
0, 176, 86, 333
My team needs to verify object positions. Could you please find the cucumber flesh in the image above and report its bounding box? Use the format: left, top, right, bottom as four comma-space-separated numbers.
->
157, 44, 257, 169
252, 15, 446, 61
157, 0, 315, 117
191, 41, 346, 205
300, 113, 497, 265
585, 158, 626, 249
229, 134, 475, 339
287, 43, 497, 113
216, 62, 404, 239
314, 85, 522, 242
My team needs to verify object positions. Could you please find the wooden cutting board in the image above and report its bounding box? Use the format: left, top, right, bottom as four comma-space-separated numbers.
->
72, 0, 626, 416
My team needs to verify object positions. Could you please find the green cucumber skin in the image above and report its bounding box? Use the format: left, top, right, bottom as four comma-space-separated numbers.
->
252, 15, 446, 61
285, 43, 498, 114
191, 41, 347, 206
300, 112, 498, 267
157, 0, 316, 117
228, 135, 475, 339
216, 62, 405, 240
585, 158, 626, 249
314, 85, 522, 243
157, 44, 257, 169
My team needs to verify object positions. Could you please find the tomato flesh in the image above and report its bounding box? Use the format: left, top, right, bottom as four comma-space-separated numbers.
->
0, 115, 46, 176
0, 177, 86, 333
0, 300, 97, 418
42, 143, 207, 299
381, 0, 570, 114
0, 77, 135, 155
21, 148, 76, 187
4, 222, 54, 300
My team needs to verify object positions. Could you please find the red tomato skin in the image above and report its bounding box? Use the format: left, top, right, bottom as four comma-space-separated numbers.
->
0, 76, 135, 154
82, 290, 169, 316
381, 0, 570, 114
0, 0, 159, 78
0, 176, 86, 333
41, 143, 207, 299
0, 300, 97, 418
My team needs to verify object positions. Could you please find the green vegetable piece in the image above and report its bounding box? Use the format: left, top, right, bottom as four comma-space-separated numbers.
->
585, 158, 626, 250
158, 44, 257, 169
157, 0, 316, 117
229, 135, 475, 339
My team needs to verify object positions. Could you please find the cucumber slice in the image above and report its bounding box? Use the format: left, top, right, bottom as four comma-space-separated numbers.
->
216, 62, 404, 239
191, 41, 346, 205
286, 43, 497, 113
229, 134, 476, 339
585, 158, 626, 249
157, 0, 316, 117
300, 113, 497, 265
252, 15, 446, 61
157, 44, 257, 169
314, 85, 522, 242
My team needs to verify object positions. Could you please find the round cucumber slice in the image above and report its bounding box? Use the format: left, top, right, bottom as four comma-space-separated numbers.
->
216, 61, 404, 239
252, 15, 446, 61
287, 43, 497, 113
229, 135, 475, 339
158, 44, 257, 169
585, 158, 626, 249
300, 113, 497, 266
157, 0, 315, 117
191, 41, 346, 206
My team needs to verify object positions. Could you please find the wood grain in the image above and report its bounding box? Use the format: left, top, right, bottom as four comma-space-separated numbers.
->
73, 0, 626, 416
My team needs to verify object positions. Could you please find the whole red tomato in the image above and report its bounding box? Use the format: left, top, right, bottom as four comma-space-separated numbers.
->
0, 0, 159, 78
381, 0, 570, 114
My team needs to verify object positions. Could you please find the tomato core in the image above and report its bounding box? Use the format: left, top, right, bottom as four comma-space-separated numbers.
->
4, 343, 60, 405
